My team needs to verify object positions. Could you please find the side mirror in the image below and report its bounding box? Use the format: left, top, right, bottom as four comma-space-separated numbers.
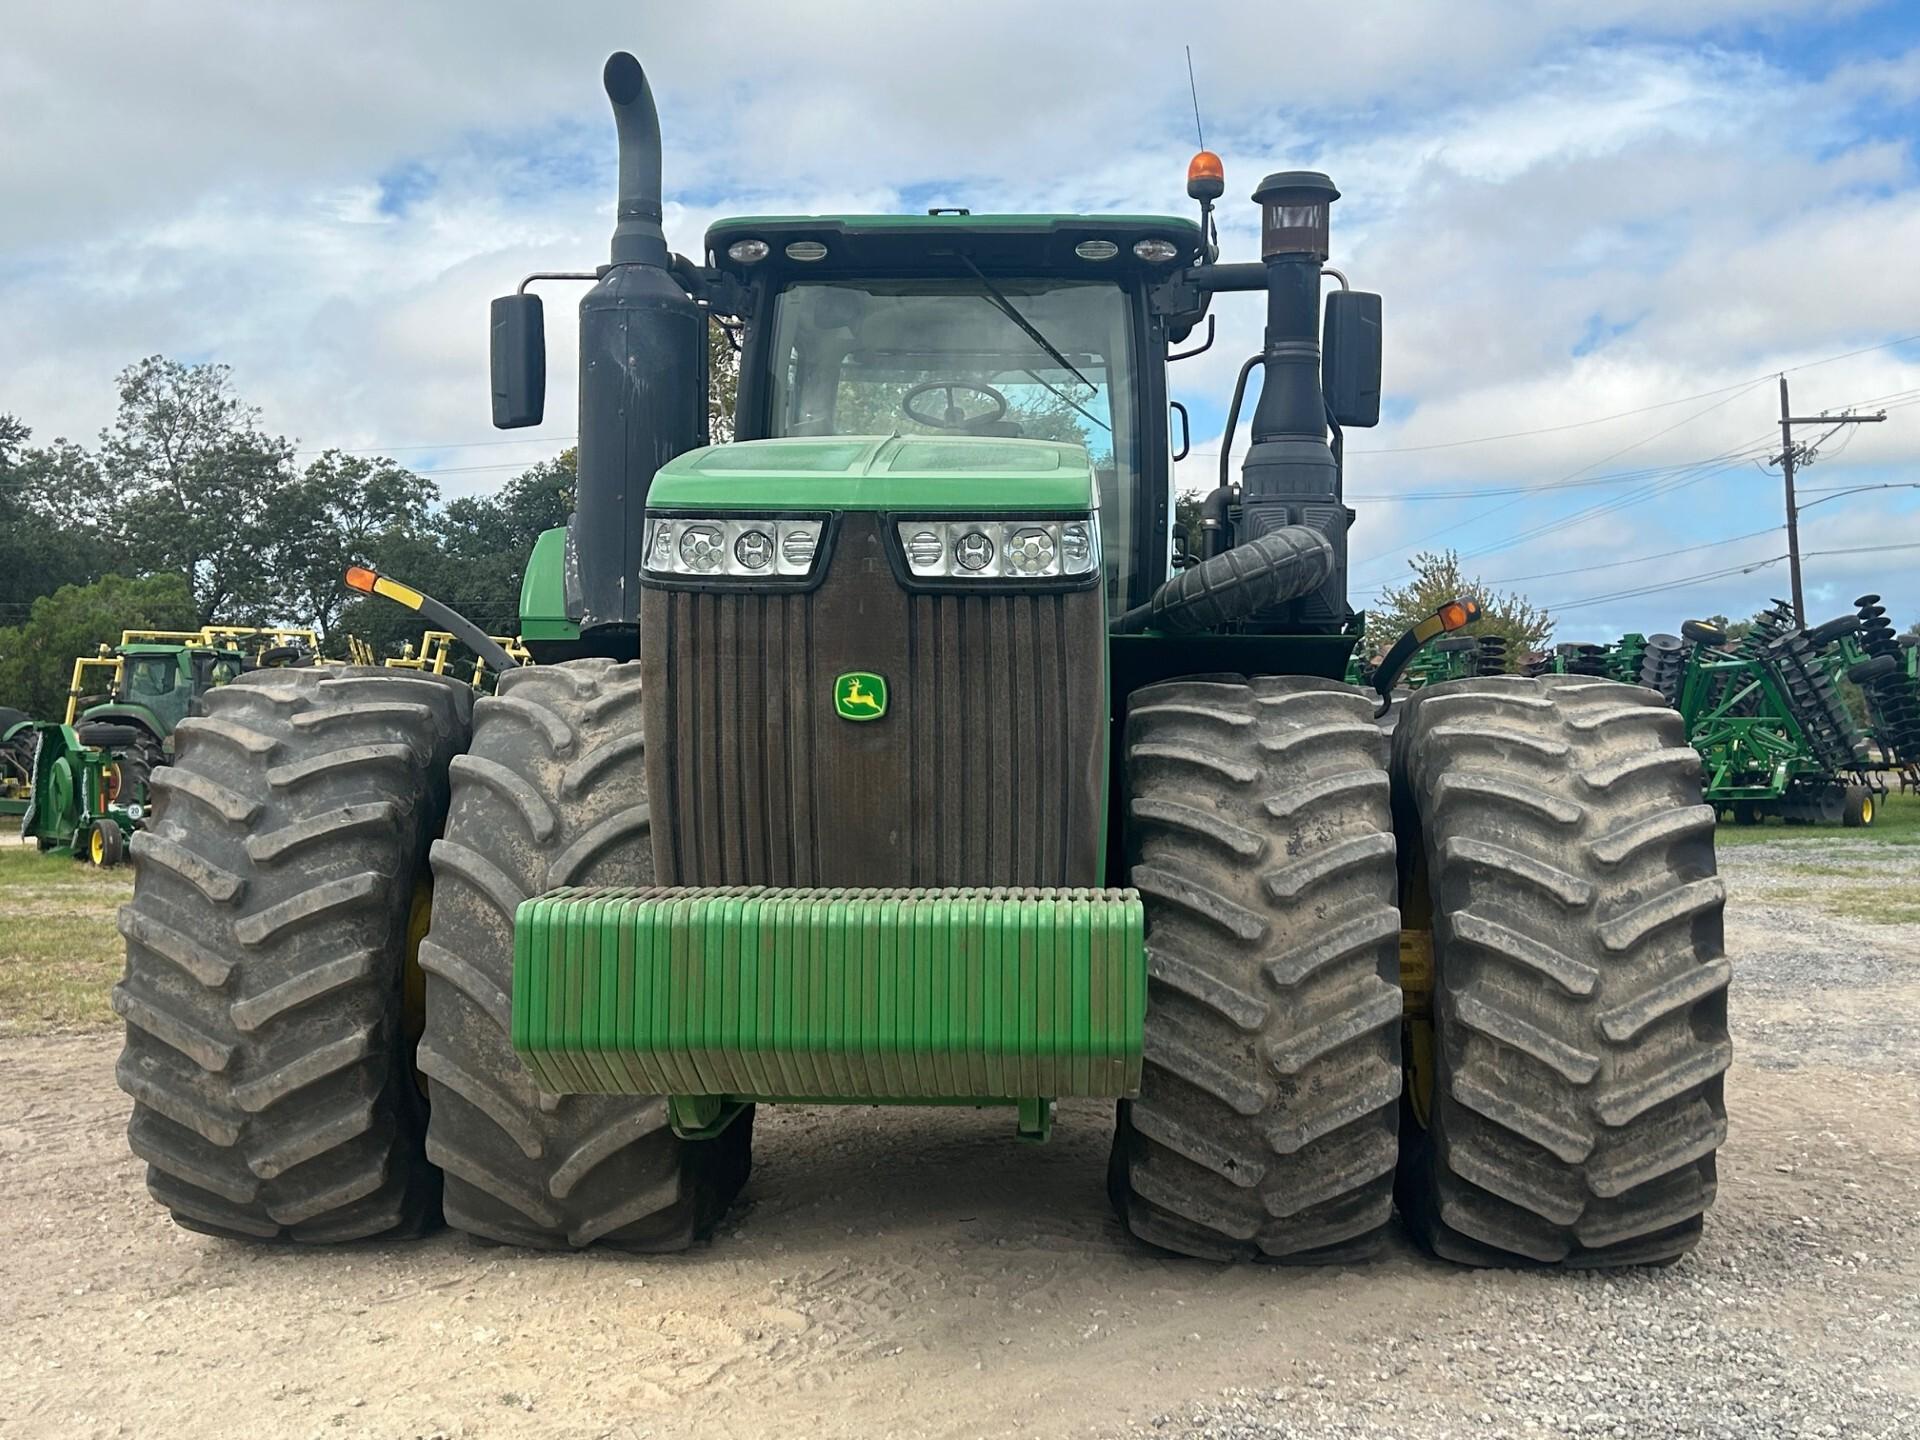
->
490, 293, 546, 428
1323, 290, 1382, 428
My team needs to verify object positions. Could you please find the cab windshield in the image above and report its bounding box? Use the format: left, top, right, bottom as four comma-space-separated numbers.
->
767, 278, 1139, 605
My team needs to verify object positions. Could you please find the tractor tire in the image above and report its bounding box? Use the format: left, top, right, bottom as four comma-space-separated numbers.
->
76, 721, 142, 750
1392, 675, 1730, 1267
420, 659, 752, 1251
1843, 787, 1875, 828
113, 667, 472, 1242
1111, 676, 1402, 1262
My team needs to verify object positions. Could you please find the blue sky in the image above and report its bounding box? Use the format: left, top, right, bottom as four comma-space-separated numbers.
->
2, 0, 1916, 637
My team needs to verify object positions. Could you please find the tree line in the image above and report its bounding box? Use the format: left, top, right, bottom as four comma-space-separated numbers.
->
0, 331, 739, 720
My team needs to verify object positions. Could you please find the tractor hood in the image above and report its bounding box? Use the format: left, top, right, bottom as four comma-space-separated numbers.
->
646, 434, 1096, 513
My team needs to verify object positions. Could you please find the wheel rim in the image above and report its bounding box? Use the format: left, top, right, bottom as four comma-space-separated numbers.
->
1863, 796, 1874, 825
1399, 850, 1436, 1126
90, 828, 105, 865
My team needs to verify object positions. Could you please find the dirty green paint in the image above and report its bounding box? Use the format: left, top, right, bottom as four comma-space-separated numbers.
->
518, 525, 578, 642
511, 886, 1146, 1101
646, 435, 1096, 514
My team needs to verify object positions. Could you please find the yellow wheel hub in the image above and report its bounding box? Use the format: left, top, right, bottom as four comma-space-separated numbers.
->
1863, 797, 1874, 825
1399, 851, 1436, 1127
90, 828, 106, 865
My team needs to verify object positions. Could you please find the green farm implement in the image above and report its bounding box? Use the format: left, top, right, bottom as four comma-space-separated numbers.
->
1653, 598, 1916, 825
17, 721, 138, 864
113, 51, 1729, 1268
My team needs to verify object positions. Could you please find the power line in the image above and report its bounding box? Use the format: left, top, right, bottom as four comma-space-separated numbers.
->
1351, 524, 1785, 596
1350, 380, 1773, 572
1542, 555, 1788, 612
1343, 331, 1920, 456
1536, 539, 1920, 615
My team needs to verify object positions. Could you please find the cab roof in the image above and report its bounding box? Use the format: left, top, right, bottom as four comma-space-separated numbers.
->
704, 213, 1203, 279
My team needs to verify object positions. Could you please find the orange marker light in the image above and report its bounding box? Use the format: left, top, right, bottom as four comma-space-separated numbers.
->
345, 565, 377, 594
1439, 600, 1475, 631
1186, 150, 1225, 202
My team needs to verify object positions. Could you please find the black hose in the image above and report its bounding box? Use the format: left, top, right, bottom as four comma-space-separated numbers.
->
1114, 526, 1333, 635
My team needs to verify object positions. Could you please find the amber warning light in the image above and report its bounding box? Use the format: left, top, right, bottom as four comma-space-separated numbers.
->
1187, 150, 1225, 202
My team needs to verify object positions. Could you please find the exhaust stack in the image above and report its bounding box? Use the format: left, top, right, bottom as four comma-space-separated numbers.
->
567, 50, 708, 648
603, 52, 670, 267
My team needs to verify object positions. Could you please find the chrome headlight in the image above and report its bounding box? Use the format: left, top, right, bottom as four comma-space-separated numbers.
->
896, 515, 1101, 581
643, 516, 824, 580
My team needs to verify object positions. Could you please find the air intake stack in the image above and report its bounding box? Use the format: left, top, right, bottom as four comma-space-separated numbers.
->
1237, 171, 1348, 631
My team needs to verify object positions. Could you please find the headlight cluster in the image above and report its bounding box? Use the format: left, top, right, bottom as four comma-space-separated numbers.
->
896, 516, 1100, 580
643, 516, 824, 579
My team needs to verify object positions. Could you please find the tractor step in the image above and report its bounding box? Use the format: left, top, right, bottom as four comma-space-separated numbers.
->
511, 885, 1145, 1105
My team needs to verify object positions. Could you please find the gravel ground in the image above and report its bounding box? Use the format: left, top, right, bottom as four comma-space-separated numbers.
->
2, 846, 1916, 1439
1131, 843, 1920, 1440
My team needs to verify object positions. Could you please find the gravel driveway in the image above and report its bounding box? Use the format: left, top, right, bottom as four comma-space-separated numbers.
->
2, 846, 1915, 1440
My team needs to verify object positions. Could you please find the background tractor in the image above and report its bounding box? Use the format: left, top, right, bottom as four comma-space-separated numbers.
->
66, 625, 323, 804
115, 51, 1729, 1268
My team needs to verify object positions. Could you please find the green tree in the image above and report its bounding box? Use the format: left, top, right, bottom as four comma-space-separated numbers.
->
710, 319, 740, 443
0, 572, 198, 720
337, 450, 577, 658
1363, 548, 1554, 670
0, 416, 121, 617
267, 451, 439, 645
100, 357, 299, 624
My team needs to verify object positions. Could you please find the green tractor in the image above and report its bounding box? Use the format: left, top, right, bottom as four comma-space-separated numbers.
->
114, 52, 1728, 1267
66, 626, 322, 804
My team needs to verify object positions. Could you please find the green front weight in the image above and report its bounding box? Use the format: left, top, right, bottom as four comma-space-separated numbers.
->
511, 885, 1146, 1106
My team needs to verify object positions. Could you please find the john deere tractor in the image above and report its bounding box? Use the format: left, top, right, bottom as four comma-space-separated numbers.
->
115, 52, 1729, 1266
68, 627, 321, 805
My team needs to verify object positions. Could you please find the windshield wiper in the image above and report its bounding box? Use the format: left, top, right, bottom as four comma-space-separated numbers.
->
949, 253, 1101, 396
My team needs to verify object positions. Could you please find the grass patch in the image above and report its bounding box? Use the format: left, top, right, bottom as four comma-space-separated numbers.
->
0, 844, 131, 1033
1817, 886, 1920, 927
1716, 790, 1920, 846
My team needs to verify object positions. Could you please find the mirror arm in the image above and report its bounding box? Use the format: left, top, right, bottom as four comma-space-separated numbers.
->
517, 270, 601, 295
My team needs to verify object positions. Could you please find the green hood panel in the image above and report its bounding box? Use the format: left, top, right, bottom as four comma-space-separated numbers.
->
648, 435, 1096, 513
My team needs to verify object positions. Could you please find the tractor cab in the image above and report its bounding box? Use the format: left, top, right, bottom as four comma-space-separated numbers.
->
707, 214, 1197, 612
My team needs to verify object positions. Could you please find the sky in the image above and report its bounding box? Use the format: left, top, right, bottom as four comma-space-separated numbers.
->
3, 0, 1917, 639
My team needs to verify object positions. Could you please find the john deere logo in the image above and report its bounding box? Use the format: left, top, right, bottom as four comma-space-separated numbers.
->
834, 672, 888, 722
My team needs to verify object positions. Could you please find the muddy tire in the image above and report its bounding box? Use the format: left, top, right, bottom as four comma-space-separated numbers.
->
113, 668, 472, 1241
1110, 676, 1402, 1262
1392, 675, 1730, 1267
421, 659, 751, 1251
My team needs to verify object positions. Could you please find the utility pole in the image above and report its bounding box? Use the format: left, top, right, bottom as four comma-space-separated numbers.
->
1771, 376, 1887, 624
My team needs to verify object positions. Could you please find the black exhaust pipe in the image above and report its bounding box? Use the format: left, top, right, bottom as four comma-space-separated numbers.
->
603, 52, 670, 267
571, 51, 708, 648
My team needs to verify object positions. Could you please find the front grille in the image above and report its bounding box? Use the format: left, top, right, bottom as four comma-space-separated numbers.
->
641, 513, 1105, 888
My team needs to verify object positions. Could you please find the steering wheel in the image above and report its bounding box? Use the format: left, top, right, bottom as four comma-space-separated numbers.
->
901, 380, 1009, 431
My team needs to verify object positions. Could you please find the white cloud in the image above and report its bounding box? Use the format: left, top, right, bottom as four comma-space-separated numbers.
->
1, 0, 1915, 633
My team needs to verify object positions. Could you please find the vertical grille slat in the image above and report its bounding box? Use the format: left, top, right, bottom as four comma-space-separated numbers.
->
643, 515, 1103, 890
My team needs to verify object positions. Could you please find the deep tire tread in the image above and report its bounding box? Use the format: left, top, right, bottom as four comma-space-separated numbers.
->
421, 659, 750, 1252
1113, 676, 1401, 1263
115, 666, 471, 1243
1394, 675, 1730, 1269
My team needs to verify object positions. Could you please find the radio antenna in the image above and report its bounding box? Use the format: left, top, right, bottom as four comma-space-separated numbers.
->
1185, 46, 1206, 151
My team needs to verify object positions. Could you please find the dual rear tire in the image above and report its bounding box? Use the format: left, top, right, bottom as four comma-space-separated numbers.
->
115, 660, 748, 1249
1112, 673, 1731, 1267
